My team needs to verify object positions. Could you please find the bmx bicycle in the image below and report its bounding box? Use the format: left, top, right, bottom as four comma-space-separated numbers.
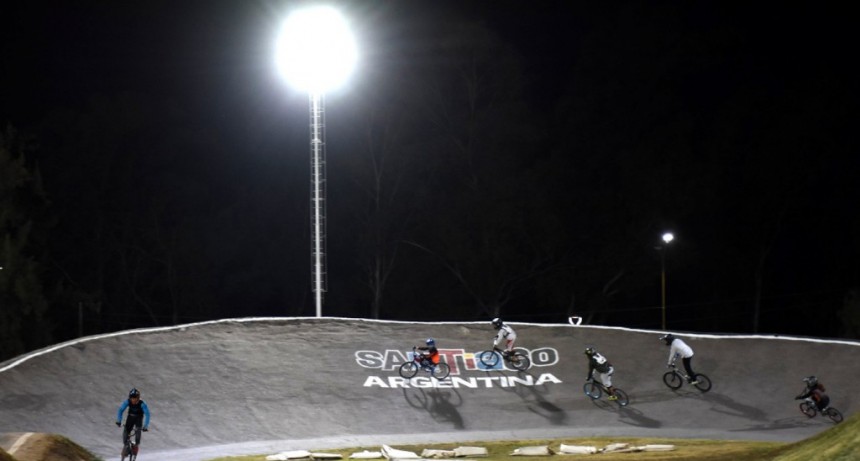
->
477, 347, 531, 371
662, 363, 712, 392
399, 346, 450, 380
583, 379, 629, 406
798, 397, 843, 423
120, 425, 139, 461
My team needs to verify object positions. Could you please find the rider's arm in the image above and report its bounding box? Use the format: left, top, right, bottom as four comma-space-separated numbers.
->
142, 401, 151, 429
586, 360, 594, 380
667, 344, 678, 366
116, 400, 129, 424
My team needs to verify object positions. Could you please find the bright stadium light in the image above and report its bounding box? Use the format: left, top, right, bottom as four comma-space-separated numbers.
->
275, 6, 357, 94
275, 6, 357, 317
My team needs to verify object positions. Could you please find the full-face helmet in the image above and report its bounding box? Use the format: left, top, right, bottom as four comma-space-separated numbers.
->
491, 318, 503, 329
803, 375, 818, 387
659, 334, 675, 345
129, 388, 141, 399
584, 347, 596, 357
426, 338, 436, 347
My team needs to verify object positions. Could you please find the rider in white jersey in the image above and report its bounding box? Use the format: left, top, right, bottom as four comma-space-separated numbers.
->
660, 333, 699, 384
491, 318, 517, 354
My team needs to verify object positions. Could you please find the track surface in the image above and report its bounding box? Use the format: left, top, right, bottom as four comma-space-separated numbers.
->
0, 318, 857, 460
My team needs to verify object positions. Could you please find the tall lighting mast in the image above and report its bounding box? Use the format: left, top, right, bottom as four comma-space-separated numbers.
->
276, 6, 357, 316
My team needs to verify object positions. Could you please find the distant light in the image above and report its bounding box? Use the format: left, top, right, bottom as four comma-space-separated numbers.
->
275, 6, 357, 94
662, 232, 675, 244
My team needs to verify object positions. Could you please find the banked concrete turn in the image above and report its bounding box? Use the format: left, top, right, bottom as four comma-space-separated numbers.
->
0, 318, 857, 460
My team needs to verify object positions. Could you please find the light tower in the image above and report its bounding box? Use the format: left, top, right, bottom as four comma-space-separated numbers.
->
658, 232, 675, 329
276, 6, 357, 317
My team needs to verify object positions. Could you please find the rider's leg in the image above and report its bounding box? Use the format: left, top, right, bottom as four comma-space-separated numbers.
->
133, 420, 143, 445
817, 395, 831, 411
682, 357, 697, 382
601, 370, 617, 398
505, 339, 516, 356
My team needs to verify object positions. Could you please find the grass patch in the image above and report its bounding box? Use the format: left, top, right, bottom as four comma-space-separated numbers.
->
767, 411, 860, 461
206, 437, 784, 461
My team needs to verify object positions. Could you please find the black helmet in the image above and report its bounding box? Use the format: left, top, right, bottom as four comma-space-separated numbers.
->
128, 388, 141, 398
659, 334, 675, 345
584, 347, 596, 357
491, 318, 503, 329
803, 376, 818, 387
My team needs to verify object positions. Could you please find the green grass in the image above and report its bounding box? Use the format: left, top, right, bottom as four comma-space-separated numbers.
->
768, 411, 860, 461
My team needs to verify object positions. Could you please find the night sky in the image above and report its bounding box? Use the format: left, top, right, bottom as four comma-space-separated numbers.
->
1, 1, 858, 358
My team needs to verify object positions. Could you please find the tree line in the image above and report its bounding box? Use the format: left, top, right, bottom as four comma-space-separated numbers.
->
2, 9, 857, 361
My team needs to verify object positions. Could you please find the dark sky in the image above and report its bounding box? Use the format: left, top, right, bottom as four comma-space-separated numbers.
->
2, 1, 858, 345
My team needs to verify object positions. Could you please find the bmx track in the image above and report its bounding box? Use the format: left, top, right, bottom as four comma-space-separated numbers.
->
0, 318, 857, 460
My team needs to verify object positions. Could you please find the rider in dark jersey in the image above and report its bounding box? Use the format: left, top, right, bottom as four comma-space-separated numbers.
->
795, 376, 831, 411
116, 388, 151, 456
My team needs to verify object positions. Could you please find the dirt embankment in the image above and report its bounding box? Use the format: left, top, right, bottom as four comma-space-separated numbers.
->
0, 433, 101, 461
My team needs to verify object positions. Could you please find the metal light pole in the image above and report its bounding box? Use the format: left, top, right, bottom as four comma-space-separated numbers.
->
659, 232, 674, 330
276, 6, 357, 317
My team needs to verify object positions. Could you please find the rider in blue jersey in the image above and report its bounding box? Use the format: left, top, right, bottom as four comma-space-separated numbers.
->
116, 388, 151, 456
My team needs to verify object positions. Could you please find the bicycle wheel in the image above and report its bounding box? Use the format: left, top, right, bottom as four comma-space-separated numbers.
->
662, 371, 683, 390
612, 388, 630, 407
479, 350, 500, 367
583, 381, 602, 400
507, 351, 531, 371
692, 373, 712, 392
399, 361, 419, 379
825, 407, 843, 423
431, 362, 451, 380
799, 401, 817, 418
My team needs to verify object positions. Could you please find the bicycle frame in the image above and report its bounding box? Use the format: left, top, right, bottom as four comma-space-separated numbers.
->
122, 426, 138, 461
668, 363, 691, 380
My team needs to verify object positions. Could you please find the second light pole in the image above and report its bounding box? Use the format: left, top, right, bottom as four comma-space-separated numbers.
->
658, 232, 674, 329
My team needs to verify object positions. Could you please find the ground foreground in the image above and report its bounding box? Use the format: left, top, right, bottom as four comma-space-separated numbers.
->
212, 412, 859, 461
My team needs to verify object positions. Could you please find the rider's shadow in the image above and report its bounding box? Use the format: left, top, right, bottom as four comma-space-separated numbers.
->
702, 392, 768, 421
521, 384, 567, 425
402, 387, 465, 429
617, 406, 662, 428
730, 416, 818, 433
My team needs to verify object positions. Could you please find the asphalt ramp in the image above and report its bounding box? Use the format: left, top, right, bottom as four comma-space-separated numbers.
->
0, 318, 856, 460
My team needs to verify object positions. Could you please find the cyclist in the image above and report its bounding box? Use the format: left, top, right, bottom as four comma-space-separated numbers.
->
584, 347, 618, 400
491, 318, 517, 356
795, 375, 830, 412
660, 333, 699, 384
415, 338, 440, 370
115, 388, 151, 457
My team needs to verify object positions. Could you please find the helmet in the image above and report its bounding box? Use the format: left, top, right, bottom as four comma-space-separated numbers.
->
803, 375, 818, 387
584, 347, 595, 357
491, 318, 503, 329
128, 388, 141, 398
659, 334, 675, 345
425, 338, 435, 347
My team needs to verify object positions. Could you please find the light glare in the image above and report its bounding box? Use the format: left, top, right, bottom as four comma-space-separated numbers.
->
662, 232, 674, 244
275, 7, 357, 93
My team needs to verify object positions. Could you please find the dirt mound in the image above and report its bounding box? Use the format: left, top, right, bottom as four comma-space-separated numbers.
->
771, 411, 860, 460
0, 433, 99, 461
0, 447, 17, 461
